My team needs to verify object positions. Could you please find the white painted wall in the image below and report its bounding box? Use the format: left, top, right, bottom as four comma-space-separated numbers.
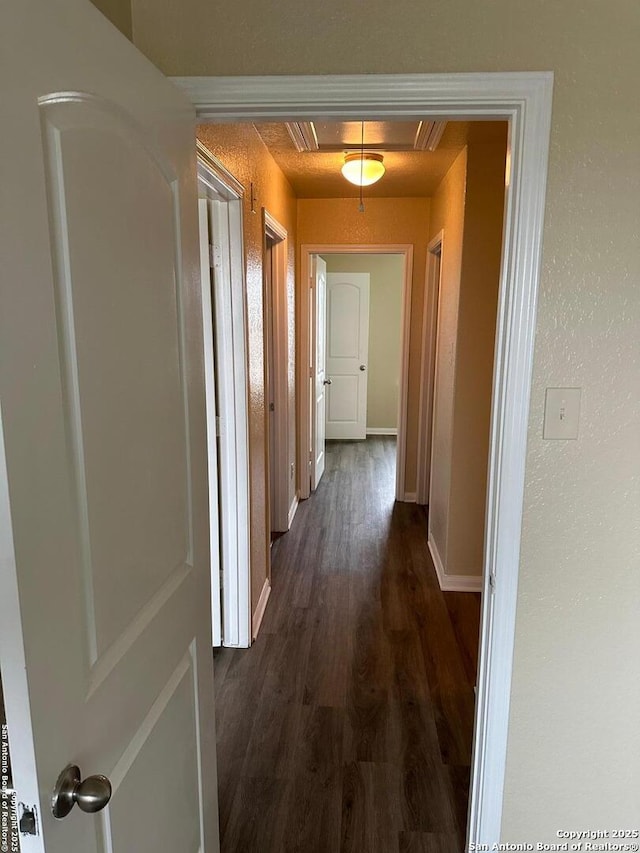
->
447, 133, 507, 578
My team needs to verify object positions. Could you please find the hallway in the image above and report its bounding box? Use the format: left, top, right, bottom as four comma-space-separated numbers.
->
213, 437, 480, 852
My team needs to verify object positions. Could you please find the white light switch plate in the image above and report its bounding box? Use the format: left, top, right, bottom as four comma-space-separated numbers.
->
543, 387, 581, 439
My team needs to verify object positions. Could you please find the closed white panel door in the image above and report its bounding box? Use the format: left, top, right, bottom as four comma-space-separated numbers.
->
0, 2, 218, 852
311, 256, 327, 489
326, 273, 370, 439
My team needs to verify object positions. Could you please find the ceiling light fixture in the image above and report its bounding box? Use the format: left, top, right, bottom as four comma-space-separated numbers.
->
341, 151, 385, 186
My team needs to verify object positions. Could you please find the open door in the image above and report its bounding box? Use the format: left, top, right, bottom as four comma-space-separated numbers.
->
198, 199, 223, 647
206, 189, 251, 648
0, 1, 219, 851
310, 255, 328, 490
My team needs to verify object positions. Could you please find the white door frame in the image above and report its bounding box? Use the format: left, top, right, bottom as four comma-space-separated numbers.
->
300, 244, 413, 501
175, 72, 554, 845
197, 142, 252, 648
262, 209, 291, 533
197, 197, 223, 646
416, 231, 444, 505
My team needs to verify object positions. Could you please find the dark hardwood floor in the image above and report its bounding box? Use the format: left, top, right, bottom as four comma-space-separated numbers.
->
213, 437, 481, 853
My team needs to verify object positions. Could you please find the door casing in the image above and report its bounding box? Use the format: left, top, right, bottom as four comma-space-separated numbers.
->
174, 72, 554, 845
197, 142, 252, 649
416, 232, 444, 505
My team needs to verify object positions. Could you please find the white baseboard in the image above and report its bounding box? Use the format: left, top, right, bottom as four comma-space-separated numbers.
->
366, 427, 398, 435
287, 495, 299, 528
428, 534, 483, 592
252, 578, 271, 640
402, 491, 417, 503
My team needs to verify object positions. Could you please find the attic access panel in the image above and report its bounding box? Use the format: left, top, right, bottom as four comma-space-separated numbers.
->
287, 119, 447, 152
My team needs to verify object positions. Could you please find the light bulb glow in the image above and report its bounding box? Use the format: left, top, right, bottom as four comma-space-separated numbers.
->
341, 152, 385, 186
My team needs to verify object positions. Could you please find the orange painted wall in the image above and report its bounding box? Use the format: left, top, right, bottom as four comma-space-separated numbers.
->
297, 197, 431, 493
448, 132, 507, 576
426, 150, 468, 570
196, 123, 297, 617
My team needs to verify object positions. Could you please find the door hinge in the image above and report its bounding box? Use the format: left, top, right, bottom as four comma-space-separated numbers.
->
309, 367, 313, 378
216, 415, 222, 437
219, 569, 224, 589
208, 243, 219, 268
269, 402, 275, 412
19, 802, 39, 836
489, 573, 496, 593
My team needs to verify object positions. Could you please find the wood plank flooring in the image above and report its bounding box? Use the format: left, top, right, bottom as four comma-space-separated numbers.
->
213, 437, 481, 853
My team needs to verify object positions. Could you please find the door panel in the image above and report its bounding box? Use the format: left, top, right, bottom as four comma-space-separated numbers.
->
327, 375, 360, 423
0, 2, 218, 851
326, 272, 370, 439
106, 651, 200, 853
41, 96, 190, 663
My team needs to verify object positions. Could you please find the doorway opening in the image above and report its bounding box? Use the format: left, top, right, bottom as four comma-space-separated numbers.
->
301, 245, 413, 501
188, 71, 553, 846
303, 246, 412, 499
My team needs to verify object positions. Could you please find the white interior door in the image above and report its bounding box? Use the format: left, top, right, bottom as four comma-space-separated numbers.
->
208, 198, 251, 648
0, 2, 219, 852
311, 256, 328, 489
326, 272, 370, 440
198, 199, 222, 647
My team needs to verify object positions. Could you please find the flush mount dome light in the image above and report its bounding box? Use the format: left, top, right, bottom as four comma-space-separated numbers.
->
341, 152, 385, 186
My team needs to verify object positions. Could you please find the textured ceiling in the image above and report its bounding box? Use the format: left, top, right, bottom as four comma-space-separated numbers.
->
254, 120, 508, 198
